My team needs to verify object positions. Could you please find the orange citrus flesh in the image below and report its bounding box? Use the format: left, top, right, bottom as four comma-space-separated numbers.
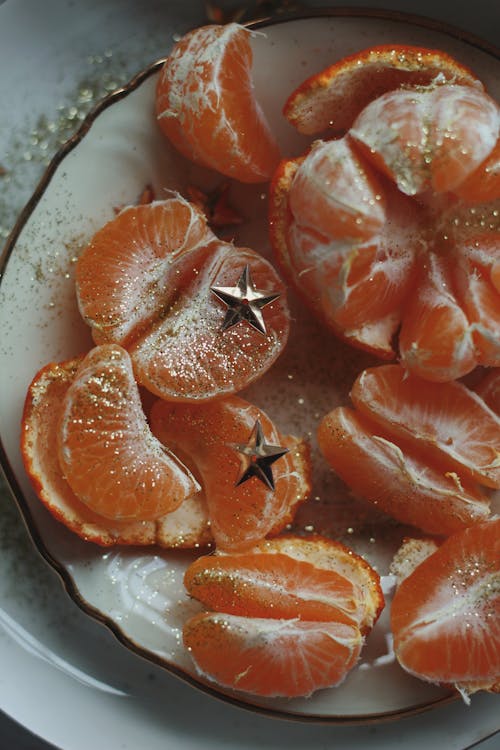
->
351, 85, 499, 196
155, 23, 280, 182
350, 364, 500, 489
317, 406, 490, 536
454, 138, 500, 204
398, 252, 478, 381
389, 537, 440, 585
284, 44, 482, 136
183, 613, 362, 698
391, 519, 500, 694
184, 535, 383, 632
21, 358, 212, 547
474, 369, 500, 415
57, 344, 199, 521
76, 197, 290, 401
150, 395, 311, 551
244, 535, 384, 632
270, 50, 500, 380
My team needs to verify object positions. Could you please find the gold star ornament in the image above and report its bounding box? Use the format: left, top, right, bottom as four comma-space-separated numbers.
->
211, 264, 280, 335
233, 419, 289, 491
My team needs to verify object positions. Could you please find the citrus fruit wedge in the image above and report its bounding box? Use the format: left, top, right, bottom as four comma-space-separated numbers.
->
21, 356, 211, 547
184, 534, 384, 631
183, 613, 362, 698
454, 139, 500, 204
317, 363, 497, 535
149, 396, 311, 551
156, 23, 280, 182
350, 84, 499, 196
350, 365, 500, 489
76, 197, 289, 401
57, 344, 199, 521
391, 519, 500, 696
284, 44, 482, 136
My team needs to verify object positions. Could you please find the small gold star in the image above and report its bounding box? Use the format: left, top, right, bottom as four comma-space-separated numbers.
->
233, 419, 289, 491
211, 264, 280, 335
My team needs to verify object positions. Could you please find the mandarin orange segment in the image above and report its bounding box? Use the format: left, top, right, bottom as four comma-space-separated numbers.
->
150, 396, 311, 551
155, 23, 280, 183
350, 86, 499, 196
21, 357, 212, 547
76, 199, 216, 347
391, 519, 500, 693
351, 365, 500, 489
247, 535, 384, 632
130, 244, 289, 401
288, 137, 386, 241
454, 237, 500, 367
184, 534, 383, 631
183, 612, 362, 698
399, 253, 477, 382
57, 344, 199, 521
317, 406, 490, 536
184, 552, 361, 626
455, 139, 500, 204
76, 197, 290, 401
284, 44, 481, 136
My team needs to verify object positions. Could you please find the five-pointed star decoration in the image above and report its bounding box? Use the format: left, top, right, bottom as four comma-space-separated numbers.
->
210, 264, 281, 335
233, 419, 289, 491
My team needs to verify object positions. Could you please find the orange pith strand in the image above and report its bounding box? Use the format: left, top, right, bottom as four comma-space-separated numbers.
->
57, 344, 199, 521
76, 197, 290, 402
271, 45, 500, 381
317, 364, 497, 536
391, 519, 500, 695
156, 23, 280, 183
149, 396, 311, 551
182, 534, 383, 697
21, 355, 212, 547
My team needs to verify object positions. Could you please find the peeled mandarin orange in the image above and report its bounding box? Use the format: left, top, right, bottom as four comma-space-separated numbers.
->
284, 44, 481, 136
184, 535, 383, 631
58, 344, 199, 521
318, 363, 498, 535
150, 396, 311, 551
182, 533, 382, 697
270, 151, 419, 360
318, 406, 490, 536
391, 519, 500, 696
76, 197, 290, 401
270, 48, 500, 381
156, 23, 280, 182
21, 357, 212, 547
350, 364, 500, 489
183, 613, 362, 698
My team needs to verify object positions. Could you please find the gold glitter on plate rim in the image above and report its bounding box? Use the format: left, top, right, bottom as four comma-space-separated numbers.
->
1, 6, 499, 725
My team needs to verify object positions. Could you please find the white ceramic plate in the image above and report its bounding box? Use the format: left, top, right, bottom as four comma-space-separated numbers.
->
1, 7, 499, 727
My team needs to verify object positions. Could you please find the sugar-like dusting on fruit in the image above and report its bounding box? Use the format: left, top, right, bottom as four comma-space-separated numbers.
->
351, 85, 499, 196
58, 345, 199, 520
76, 197, 216, 345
